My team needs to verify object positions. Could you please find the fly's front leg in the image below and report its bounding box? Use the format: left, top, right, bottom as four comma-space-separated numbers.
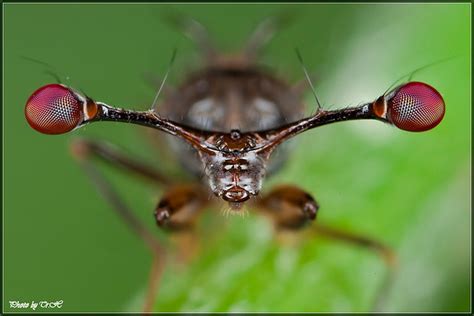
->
70, 138, 171, 313
257, 184, 397, 311
154, 184, 210, 262
162, 11, 216, 61
72, 138, 173, 186
257, 185, 319, 230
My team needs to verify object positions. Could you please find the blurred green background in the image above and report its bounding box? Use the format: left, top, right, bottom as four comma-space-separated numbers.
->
4, 3, 470, 313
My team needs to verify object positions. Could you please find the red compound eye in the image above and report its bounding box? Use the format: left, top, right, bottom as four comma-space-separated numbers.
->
25, 84, 84, 135
386, 82, 445, 132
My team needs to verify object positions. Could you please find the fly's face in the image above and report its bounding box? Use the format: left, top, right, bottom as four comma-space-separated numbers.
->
199, 131, 267, 208
200, 151, 265, 206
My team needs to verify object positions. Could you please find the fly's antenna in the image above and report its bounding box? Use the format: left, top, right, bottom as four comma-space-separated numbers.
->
150, 48, 177, 111
383, 56, 456, 96
295, 48, 322, 112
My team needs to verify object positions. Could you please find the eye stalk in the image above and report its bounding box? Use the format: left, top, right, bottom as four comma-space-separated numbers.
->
24, 81, 445, 152
384, 82, 445, 132
25, 84, 86, 134
253, 81, 446, 153
24, 83, 209, 151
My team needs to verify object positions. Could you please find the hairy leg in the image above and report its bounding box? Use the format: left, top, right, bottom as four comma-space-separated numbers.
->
70, 138, 171, 312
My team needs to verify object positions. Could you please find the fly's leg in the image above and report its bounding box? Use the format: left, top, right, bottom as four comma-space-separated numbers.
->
70, 138, 171, 313
163, 11, 216, 60
256, 184, 397, 311
257, 185, 319, 230
154, 183, 209, 231
244, 11, 296, 61
165, 11, 295, 65
308, 223, 397, 311
72, 138, 173, 186
154, 184, 210, 262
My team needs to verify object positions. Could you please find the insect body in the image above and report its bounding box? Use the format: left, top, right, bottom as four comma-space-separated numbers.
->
157, 60, 305, 206
24, 16, 445, 312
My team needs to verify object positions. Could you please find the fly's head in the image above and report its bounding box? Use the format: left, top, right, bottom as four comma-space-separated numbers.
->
25, 81, 446, 211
